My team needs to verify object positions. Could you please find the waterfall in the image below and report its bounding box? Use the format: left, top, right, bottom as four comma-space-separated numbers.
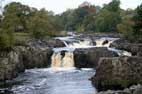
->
56, 36, 119, 48
51, 52, 62, 67
51, 51, 74, 68
62, 52, 74, 68
108, 48, 132, 56
68, 39, 93, 48
95, 38, 119, 47
51, 36, 132, 69
95, 40, 105, 47
62, 41, 69, 47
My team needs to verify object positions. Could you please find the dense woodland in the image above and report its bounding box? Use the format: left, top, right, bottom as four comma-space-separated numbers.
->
0, 0, 142, 50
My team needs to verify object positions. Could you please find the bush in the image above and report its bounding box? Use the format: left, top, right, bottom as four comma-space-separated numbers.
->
0, 29, 14, 50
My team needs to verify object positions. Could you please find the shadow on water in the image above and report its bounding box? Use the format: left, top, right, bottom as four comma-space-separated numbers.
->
0, 80, 24, 94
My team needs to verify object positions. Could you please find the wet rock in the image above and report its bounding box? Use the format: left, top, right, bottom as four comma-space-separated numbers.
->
110, 39, 142, 56
19, 46, 53, 69
74, 47, 118, 68
46, 39, 65, 48
91, 56, 142, 91
102, 40, 109, 45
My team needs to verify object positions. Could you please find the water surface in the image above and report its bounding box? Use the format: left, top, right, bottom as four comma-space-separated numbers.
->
9, 68, 96, 94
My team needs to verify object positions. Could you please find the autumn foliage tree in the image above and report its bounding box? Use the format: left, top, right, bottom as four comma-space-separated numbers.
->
60, 2, 96, 32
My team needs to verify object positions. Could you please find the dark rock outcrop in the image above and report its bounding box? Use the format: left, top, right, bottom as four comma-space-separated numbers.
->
74, 47, 118, 68
96, 84, 142, 94
16, 46, 53, 69
91, 56, 142, 91
0, 50, 25, 81
0, 46, 53, 81
27, 39, 65, 48
110, 39, 142, 56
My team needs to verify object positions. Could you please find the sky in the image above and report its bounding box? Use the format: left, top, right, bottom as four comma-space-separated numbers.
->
2, 0, 142, 14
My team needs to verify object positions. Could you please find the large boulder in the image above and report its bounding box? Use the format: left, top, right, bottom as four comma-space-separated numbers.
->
19, 47, 53, 69
110, 39, 142, 56
0, 46, 53, 81
74, 47, 118, 68
27, 39, 65, 48
91, 56, 142, 91
0, 50, 25, 81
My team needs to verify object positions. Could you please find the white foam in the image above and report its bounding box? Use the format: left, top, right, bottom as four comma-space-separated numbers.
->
81, 68, 94, 71
53, 47, 75, 52
108, 47, 132, 56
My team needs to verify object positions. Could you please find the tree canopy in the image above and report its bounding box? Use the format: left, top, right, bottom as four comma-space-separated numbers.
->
0, 1, 141, 49
60, 4, 96, 32
133, 4, 142, 36
95, 0, 121, 32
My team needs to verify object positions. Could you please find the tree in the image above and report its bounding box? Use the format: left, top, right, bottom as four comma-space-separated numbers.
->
2, 2, 34, 32
60, 3, 96, 32
133, 4, 142, 36
95, 0, 121, 32
117, 16, 134, 39
27, 9, 56, 39
106, 0, 120, 12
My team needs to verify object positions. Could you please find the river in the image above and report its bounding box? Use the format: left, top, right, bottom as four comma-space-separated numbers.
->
0, 36, 131, 94
5, 68, 96, 94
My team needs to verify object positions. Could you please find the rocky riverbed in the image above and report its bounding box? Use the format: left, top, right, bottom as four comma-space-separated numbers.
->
0, 34, 142, 94
91, 38, 142, 94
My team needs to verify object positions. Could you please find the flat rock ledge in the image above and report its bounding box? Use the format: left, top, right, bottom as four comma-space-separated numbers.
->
96, 84, 142, 94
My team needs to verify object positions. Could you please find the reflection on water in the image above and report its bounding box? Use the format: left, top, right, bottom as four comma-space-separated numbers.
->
1, 68, 96, 94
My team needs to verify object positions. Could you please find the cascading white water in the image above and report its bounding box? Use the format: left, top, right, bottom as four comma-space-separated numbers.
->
51, 51, 74, 68
56, 36, 119, 48
51, 36, 131, 69
62, 52, 74, 68
68, 39, 93, 48
95, 38, 119, 47
108, 48, 132, 56
51, 52, 62, 67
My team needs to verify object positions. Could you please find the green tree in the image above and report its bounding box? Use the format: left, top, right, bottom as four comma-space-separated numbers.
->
117, 16, 134, 39
60, 4, 96, 32
27, 9, 56, 39
133, 4, 142, 36
2, 2, 32, 32
106, 0, 120, 12
95, 0, 121, 32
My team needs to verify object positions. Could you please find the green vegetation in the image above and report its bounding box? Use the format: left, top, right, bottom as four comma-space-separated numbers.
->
133, 4, 142, 36
0, 2, 62, 49
0, 0, 142, 50
117, 4, 142, 40
13, 32, 29, 46
0, 29, 14, 50
117, 16, 134, 39
60, 5, 96, 32
95, 0, 121, 32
